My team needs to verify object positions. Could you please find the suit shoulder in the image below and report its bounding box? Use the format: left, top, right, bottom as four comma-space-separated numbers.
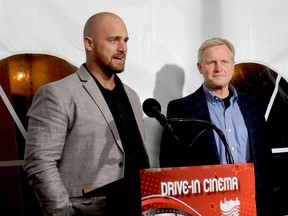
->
123, 83, 141, 98
38, 73, 78, 90
237, 91, 260, 104
168, 87, 204, 106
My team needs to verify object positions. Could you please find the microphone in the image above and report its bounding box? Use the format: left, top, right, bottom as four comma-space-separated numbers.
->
142, 98, 179, 141
142, 98, 170, 129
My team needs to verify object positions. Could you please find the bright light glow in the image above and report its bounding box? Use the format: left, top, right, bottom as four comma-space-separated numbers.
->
13, 71, 30, 81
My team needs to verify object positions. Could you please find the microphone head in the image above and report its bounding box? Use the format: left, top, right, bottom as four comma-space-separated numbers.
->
142, 98, 161, 118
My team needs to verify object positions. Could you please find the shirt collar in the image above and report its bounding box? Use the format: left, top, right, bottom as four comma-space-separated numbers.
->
83, 64, 123, 92
203, 83, 238, 104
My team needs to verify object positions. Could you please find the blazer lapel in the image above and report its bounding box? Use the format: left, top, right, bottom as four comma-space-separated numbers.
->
124, 86, 146, 145
77, 65, 124, 152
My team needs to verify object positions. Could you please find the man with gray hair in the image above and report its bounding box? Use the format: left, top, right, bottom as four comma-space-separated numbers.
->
160, 38, 273, 215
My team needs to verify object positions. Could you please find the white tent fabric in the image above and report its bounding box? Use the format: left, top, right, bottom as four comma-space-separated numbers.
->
1, 0, 288, 167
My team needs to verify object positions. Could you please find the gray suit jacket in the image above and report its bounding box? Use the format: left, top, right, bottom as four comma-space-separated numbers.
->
23, 65, 148, 215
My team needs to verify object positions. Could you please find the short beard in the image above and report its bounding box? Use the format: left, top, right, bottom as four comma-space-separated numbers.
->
107, 57, 125, 74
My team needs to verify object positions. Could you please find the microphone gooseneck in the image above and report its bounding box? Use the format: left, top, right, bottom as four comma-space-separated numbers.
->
168, 118, 234, 164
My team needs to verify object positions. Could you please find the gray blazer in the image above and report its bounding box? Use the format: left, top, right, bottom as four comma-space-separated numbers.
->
23, 65, 148, 215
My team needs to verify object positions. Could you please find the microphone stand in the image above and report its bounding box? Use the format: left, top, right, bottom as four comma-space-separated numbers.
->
167, 117, 234, 164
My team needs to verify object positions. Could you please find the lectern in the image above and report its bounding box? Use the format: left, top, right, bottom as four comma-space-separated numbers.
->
83, 163, 256, 216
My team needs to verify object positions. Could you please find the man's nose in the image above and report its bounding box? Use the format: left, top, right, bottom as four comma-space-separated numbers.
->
118, 41, 127, 52
214, 62, 222, 71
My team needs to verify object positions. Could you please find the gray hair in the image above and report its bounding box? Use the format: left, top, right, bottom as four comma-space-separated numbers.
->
197, 38, 235, 63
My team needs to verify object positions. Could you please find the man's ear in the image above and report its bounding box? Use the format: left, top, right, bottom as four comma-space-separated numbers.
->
197, 63, 203, 74
84, 36, 93, 51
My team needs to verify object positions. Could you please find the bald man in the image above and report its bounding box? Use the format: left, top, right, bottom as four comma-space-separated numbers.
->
24, 12, 150, 216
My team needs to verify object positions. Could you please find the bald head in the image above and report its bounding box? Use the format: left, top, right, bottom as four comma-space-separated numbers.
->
83, 12, 126, 37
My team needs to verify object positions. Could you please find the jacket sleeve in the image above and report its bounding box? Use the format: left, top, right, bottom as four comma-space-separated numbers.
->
23, 84, 74, 216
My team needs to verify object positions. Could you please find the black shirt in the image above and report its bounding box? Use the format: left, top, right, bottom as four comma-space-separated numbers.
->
85, 67, 149, 176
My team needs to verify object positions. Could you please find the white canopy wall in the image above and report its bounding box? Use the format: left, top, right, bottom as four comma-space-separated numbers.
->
1, 0, 288, 167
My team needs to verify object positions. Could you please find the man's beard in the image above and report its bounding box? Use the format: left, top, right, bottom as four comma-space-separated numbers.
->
107, 58, 125, 73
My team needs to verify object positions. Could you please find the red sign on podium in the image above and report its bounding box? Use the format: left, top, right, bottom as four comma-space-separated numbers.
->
141, 163, 256, 216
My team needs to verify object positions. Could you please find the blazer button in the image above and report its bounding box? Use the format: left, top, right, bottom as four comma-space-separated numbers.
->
118, 162, 124, 167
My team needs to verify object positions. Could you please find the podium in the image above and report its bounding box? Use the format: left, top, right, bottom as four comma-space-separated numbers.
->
83, 163, 256, 216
